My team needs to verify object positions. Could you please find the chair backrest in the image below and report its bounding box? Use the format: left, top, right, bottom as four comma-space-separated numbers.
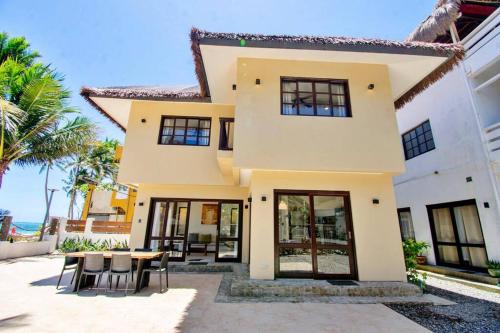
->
110, 253, 132, 272
83, 253, 104, 272
159, 252, 169, 269
134, 248, 152, 252
187, 233, 199, 242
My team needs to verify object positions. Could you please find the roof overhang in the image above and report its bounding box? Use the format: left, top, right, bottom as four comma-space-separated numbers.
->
191, 28, 464, 110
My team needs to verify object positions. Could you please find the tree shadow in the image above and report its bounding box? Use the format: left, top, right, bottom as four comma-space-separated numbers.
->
0, 313, 31, 329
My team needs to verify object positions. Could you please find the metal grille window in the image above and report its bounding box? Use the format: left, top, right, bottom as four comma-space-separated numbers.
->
158, 116, 211, 146
281, 78, 351, 117
402, 120, 435, 160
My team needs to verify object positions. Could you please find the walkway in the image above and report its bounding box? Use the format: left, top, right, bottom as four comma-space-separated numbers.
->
0, 255, 429, 332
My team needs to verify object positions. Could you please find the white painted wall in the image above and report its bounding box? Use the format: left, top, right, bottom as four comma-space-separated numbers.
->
58, 218, 130, 247
0, 236, 57, 260
394, 65, 500, 263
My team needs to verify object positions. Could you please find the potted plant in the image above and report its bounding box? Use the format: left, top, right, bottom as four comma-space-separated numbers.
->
487, 260, 500, 277
416, 245, 429, 265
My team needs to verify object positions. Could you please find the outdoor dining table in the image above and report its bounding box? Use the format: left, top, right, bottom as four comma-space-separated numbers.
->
65, 251, 164, 293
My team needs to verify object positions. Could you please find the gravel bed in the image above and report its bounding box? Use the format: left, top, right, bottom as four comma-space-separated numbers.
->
386, 276, 500, 333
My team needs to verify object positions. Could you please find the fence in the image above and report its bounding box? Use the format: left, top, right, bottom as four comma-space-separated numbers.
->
59, 218, 131, 246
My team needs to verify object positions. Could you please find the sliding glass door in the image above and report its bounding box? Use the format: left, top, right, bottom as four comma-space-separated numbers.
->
428, 200, 488, 270
215, 201, 243, 262
147, 199, 190, 261
275, 190, 357, 279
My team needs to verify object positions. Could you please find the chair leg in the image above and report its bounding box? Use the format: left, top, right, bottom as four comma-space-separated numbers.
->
125, 274, 129, 296
159, 272, 162, 293
165, 270, 168, 288
77, 272, 84, 293
96, 274, 102, 295
140, 270, 146, 291
70, 269, 76, 285
115, 275, 120, 289
56, 266, 65, 290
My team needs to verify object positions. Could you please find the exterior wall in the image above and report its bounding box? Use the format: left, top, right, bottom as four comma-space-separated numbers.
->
394, 66, 500, 263
129, 184, 250, 263
234, 58, 405, 174
249, 170, 407, 281
118, 101, 235, 185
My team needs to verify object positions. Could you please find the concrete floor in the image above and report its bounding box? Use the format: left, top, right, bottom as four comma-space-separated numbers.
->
0, 256, 429, 333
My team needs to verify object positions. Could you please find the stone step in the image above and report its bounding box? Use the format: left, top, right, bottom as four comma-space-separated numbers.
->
230, 279, 422, 297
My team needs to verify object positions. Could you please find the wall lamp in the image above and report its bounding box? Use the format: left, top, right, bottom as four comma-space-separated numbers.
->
255, 78, 261, 85
368, 83, 375, 90
232, 84, 237, 90
372, 198, 380, 205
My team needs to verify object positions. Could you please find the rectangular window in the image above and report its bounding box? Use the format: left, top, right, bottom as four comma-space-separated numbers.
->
402, 120, 435, 160
281, 78, 351, 117
397, 208, 415, 241
158, 116, 211, 146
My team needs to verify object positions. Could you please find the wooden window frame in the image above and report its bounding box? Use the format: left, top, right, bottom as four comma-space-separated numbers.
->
280, 77, 352, 117
402, 120, 435, 160
158, 116, 211, 147
426, 199, 489, 271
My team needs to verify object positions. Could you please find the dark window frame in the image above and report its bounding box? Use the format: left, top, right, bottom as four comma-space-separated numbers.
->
158, 116, 211, 147
280, 77, 352, 117
426, 199, 489, 272
397, 207, 415, 241
218, 117, 234, 151
402, 120, 435, 160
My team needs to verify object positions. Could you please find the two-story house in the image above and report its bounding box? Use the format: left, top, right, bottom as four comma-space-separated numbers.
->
394, 0, 499, 272
82, 28, 462, 281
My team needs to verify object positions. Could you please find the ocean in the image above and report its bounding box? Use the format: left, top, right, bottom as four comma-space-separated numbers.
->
9, 222, 42, 235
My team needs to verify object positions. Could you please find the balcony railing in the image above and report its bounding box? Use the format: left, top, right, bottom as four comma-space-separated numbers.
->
485, 121, 500, 164
219, 118, 234, 150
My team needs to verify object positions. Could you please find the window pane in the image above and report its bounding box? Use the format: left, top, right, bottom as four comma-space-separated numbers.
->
453, 205, 484, 244
438, 245, 460, 264
313, 196, 347, 245
199, 120, 210, 128
279, 248, 313, 273
332, 106, 347, 117
277, 195, 311, 244
186, 136, 198, 145
218, 241, 238, 259
174, 128, 185, 136
198, 137, 209, 145
316, 249, 350, 274
282, 81, 296, 92
315, 83, 329, 93
151, 202, 167, 237
331, 84, 345, 94
398, 210, 415, 240
175, 119, 186, 127
162, 127, 173, 136
332, 95, 345, 106
315, 93, 330, 105
161, 135, 173, 144
432, 208, 456, 242
282, 103, 297, 115
187, 128, 198, 136
199, 129, 210, 137
461, 247, 487, 268
298, 81, 312, 92
427, 140, 435, 150
316, 105, 331, 116
163, 118, 175, 127
187, 119, 199, 127
282, 93, 296, 104
298, 93, 314, 115
423, 121, 431, 132
220, 203, 239, 238
173, 136, 184, 144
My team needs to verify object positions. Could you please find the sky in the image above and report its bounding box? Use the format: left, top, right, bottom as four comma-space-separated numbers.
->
0, 0, 435, 222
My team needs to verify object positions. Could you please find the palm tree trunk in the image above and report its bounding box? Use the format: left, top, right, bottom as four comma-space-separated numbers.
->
67, 165, 80, 219
39, 164, 51, 241
0, 162, 7, 190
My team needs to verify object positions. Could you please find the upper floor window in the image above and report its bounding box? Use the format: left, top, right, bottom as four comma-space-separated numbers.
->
158, 116, 211, 146
281, 78, 351, 117
402, 120, 435, 160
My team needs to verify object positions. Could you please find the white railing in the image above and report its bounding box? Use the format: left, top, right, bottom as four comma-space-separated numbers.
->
485, 121, 500, 165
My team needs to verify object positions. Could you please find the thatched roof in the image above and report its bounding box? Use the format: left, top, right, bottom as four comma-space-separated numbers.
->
80, 85, 209, 131
407, 0, 500, 42
190, 28, 464, 110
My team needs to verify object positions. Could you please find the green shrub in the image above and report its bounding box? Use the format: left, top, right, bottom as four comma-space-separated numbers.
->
402, 239, 429, 289
487, 260, 500, 269
59, 237, 127, 253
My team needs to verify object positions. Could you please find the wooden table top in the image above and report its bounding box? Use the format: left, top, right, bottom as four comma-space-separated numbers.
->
65, 251, 163, 259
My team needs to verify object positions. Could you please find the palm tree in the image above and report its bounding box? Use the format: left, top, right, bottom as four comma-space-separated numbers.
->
0, 32, 40, 67
64, 139, 118, 219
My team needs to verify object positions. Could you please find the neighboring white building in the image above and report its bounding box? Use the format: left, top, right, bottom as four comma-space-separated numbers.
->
395, 1, 500, 271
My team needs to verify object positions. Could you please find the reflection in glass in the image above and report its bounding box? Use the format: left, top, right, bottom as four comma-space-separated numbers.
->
314, 196, 347, 245
278, 195, 311, 244
279, 248, 313, 273
218, 241, 238, 259
453, 205, 484, 244
438, 245, 459, 264
432, 208, 456, 242
316, 248, 350, 274
461, 247, 487, 268
151, 202, 167, 237
166, 240, 184, 258
220, 203, 239, 238
165, 202, 189, 237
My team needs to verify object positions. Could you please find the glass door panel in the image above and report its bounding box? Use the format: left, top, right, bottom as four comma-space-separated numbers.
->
279, 248, 313, 274
432, 208, 456, 242
313, 196, 347, 245
316, 249, 350, 275
216, 202, 242, 262
277, 195, 311, 244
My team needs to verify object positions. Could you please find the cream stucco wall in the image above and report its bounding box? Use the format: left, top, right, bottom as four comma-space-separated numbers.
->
129, 184, 250, 263
249, 170, 407, 281
234, 58, 405, 174
118, 101, 235, 185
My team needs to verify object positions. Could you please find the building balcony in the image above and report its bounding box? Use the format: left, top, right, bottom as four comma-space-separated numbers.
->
485, 121, 500, 167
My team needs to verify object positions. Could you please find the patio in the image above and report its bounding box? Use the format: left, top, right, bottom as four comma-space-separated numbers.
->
0, 255, 430, 332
